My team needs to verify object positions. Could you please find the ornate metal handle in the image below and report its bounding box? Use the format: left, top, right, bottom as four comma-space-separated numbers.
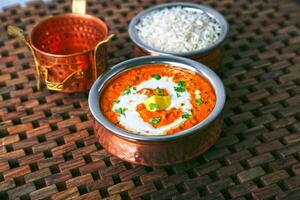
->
7, 25, 27, 42
94, 34, 114, 77
7, 25, 41, 90
44, 68, 84, 91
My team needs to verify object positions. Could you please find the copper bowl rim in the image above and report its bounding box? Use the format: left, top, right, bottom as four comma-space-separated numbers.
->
128, 2, 229, 57
88, 55, 226, 142
29, 13, 108, 58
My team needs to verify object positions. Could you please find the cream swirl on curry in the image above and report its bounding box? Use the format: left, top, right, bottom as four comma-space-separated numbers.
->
100, 64, 216, 135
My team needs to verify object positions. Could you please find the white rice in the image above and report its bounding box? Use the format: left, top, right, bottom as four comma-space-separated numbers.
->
135, 6, 221, 53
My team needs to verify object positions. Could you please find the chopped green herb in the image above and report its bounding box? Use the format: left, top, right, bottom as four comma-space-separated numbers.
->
114, 121, 120, 125
196, 99, 204, 105
150, 117, 161, 124
174, 86, 186, 92
133, 86, 137, 90
121, 86, 131, 95
178, 81, 186, 87
182, 113, 192, 119
112, 100, 120, 106
174, 81, 187, 97
151, 74, 161, 80
155, 87, 164, 96
149, 103, 158, 111
114, 108, 126, 116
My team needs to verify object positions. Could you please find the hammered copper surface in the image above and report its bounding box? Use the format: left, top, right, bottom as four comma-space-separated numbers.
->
133, 45, 224, 70
94, 118, 222, 166
30, 13, 108, 92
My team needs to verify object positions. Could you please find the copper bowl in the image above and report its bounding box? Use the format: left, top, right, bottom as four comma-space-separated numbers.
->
88, 56, 226, 166
128, 2, 229, 70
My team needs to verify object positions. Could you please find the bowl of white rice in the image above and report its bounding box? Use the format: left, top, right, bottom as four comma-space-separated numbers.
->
128, 2, 229, 70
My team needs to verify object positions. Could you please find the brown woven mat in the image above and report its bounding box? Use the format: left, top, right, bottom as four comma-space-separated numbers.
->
1, 0, 300, 199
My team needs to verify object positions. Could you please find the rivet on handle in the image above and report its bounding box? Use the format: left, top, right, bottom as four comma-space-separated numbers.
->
72, 0, 86, 14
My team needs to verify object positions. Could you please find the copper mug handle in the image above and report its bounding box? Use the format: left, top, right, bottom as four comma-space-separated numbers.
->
94, 34, 114, 76
7, 25, 41, 90
43, 68, 84, 91
72, 0, 86, 14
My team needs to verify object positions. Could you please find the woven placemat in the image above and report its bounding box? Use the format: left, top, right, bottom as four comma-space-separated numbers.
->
1, 0, 300, 199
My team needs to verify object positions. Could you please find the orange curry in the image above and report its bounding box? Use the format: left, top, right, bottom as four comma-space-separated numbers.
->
100, 64, 216, 135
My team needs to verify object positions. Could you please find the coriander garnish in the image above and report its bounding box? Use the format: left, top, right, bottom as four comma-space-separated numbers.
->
150, 117, 161, 124
112, 100, 120, 106
114, 108, 126, 116
182, 112, 192, 119
174, 86, 186, 92
151, 74, 161, 80
148, 103, 158, 111
174, 81, 187, 97
121, 86, 131, 95
178, 81, 186, 87
196, 99, 204, 105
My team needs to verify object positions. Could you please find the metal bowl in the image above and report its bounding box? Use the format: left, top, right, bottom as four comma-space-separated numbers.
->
128, 2, 229, 70
88, 55, 226, 166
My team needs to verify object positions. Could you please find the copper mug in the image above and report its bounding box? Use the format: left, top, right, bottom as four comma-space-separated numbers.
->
7, 0, 113, 92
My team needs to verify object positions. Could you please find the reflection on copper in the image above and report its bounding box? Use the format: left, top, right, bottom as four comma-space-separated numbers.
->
28, 13, 110, 92
94, 117, 222, 166
133, 45, 224, 71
